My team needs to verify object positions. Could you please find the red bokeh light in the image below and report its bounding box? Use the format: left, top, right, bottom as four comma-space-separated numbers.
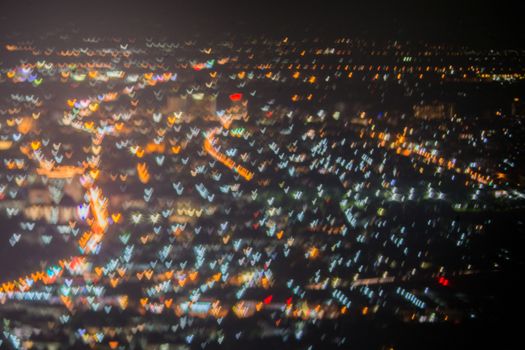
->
229, 93, 243, 101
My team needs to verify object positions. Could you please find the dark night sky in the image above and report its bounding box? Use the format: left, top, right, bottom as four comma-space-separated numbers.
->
1, 0, 524, 47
